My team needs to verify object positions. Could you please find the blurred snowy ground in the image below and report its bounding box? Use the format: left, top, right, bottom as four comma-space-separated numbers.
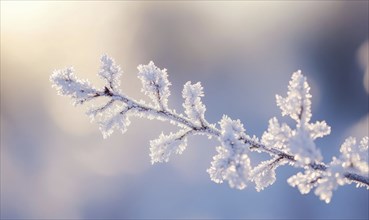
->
1, 1, 368, 219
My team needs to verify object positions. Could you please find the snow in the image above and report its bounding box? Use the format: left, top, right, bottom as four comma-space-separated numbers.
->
261, 117, 292, 151
149, 130, 190, 164
137, 61, 171, 110
273, 71, 331, 165
99, 54, 122, 93
288, 136, 368, 203
50, 67, 98, 106
207, 115, 251, 190
251, 157, 283, 192
182, 81, 206, 126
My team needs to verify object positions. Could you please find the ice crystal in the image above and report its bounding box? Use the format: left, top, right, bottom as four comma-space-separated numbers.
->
99, 54, 122, 92
97, 103, 131, 139
288, 169, 323, 194
288, 137, 368, 203
51, 55, 369, 203
261, 117, 292, 150
150, 130, 190, 164
314, 157, 347, 203
50, 67, 97, 105
137, 61, 171, 110
252, 159, 277, 191
271, 71, 331, 165
207, 115, 251, 189
339, 137, 368, 176
276, 71, 312, 123
182, 81, 206, 126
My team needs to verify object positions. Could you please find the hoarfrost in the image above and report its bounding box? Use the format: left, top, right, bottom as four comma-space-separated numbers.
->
51, 55, 369, 202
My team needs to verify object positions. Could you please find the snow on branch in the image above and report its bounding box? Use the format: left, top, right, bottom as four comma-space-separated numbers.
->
182, 82, 207, 126
137, 61, 171, 110
150, 129, 192, 164
274, 71, 331, 165
51, 67, 98, 105
207, 115, 252, 189
51, 55, 369, 203
99, 54, 122, 93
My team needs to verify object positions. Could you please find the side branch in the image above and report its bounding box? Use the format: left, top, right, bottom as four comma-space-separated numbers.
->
344, 173, 369, 186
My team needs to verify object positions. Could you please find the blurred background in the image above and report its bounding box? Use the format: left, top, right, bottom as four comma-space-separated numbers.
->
1, 1, 368, 219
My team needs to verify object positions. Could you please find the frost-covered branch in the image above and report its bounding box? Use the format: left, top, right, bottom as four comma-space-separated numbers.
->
51, 55, 369, 203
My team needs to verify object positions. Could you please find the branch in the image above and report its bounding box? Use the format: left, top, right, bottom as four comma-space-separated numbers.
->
50, 55, 369, 203
92, 86, 369, 187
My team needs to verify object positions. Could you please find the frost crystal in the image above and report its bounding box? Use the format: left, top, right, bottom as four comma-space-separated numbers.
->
50, 67, 97, 105
207, 146, 231, 183
272, 71, 331, 165
51, 55, 369, 203
288, 169, 322, 194
182, 81, 206, 126
99, 54, 122, 92
252, 157, 287, 191
97, 103, 131, 139
149, 130, 190, 164
309, 121, 331, 139
137, 61, 171, 109
339, 137, 368, 176
207, 115, 251, 189
314, 157, 347, 203
289, 129, 323, 164
261, 117, 292, 150
276, 71, 312, 123
288, 137, 368, 203
319, 136, 369, 202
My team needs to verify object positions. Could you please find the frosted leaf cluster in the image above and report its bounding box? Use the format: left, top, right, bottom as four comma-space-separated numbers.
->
93, 102, 131, 139
51, 55, 170, 139
99, 54, 122, 92
207, 116, 251, 189
261, 117, 292, 151
339, 136, 368, 175
252, 157, 287, 191
150, 130, 191, 164
288, 136, 368, 203
288, 168, 324, 194
51, 55, 369, 203
148, 80, 208, 164
182, 82, 206, 126
137, 61, 171, 110
256, 71, 330, 192
316, 136, 369, 202
265, 71, 331, 165
50, 67, 98, 106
